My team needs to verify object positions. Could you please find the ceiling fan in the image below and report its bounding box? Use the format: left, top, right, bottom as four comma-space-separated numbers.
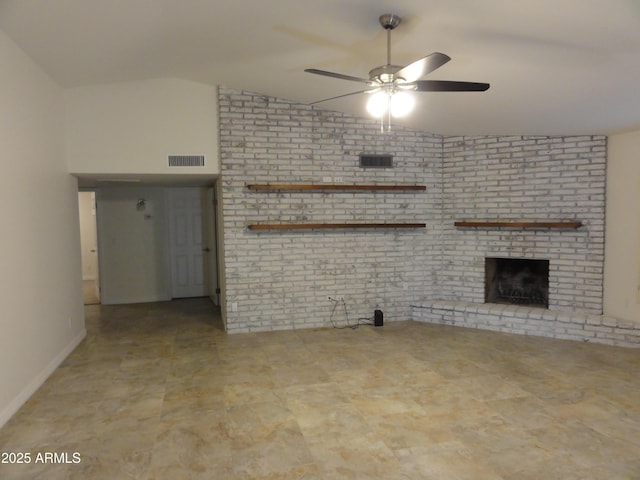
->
305, 13, 489, 120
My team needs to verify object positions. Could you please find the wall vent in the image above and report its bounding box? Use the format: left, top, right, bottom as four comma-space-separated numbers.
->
168, 155, 205, 167
359, 154, 393, 168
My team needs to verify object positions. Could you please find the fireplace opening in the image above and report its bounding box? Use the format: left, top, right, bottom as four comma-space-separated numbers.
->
485, 258, 549, 308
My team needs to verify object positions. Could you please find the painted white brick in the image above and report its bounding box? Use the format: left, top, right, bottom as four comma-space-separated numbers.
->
218, 88, 631, 344
412, 302, 640, 347
220, 88, 442, 332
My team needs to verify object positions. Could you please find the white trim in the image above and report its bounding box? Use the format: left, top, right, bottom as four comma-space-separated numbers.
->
100, 295, 171, 305
0, 329, 87, 428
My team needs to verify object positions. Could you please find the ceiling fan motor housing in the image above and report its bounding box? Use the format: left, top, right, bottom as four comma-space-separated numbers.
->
369, 64, 403, 83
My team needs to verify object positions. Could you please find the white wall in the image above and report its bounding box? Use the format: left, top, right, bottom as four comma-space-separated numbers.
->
604, 130, 640, 324
0, 30, 85, 427
97, 186, 171, 304
65, 78, 220, 176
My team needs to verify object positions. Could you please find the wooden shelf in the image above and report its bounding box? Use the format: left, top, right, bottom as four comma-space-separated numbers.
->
248, 223, 426, 231
246, 183, 426, 192
454, 221, 582, 229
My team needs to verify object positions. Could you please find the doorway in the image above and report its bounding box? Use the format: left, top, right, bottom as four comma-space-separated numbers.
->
76, 183, 220, 308
78, 191, 100, 305
167, 187, 218, 300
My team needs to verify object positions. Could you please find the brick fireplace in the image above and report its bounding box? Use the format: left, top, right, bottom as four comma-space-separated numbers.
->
218, 88, 639, 346
485, 257, 549, 308
437, 135, 606, 313
410, 135, 636, 345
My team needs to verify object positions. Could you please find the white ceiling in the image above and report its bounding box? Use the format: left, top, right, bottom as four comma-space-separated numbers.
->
2, 0, 640, 136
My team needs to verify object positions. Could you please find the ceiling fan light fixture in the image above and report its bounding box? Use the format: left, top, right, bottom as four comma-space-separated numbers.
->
366, 91, 390, 117
389, 91, 415, 117
366, 90, 415, 118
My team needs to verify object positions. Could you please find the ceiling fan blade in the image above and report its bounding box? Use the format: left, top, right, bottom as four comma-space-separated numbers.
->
413, 80, 490, 92
308, 89, 372, 105
305, 68, 372, 84
395, 52, 451, 82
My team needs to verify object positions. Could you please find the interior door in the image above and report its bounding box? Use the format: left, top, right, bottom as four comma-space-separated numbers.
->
168, 188, 207, 298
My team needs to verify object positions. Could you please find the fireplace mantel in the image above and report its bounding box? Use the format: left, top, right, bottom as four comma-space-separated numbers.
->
454, 220, 582, 229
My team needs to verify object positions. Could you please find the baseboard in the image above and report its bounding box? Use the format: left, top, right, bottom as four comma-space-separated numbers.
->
100, 295, 171, 305
0, 328, 87, 429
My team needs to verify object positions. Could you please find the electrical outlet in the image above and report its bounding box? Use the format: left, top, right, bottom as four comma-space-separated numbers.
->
334, 176, 344, 183
322, 176, 332, 183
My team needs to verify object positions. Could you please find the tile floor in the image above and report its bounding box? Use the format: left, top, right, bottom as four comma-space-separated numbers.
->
1, 298, 640, 479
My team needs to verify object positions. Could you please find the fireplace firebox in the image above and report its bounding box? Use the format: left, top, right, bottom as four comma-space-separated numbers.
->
485, 258, 549, 308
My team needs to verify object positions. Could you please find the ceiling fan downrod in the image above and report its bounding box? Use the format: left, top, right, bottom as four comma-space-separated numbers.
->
379, 14, 401, 66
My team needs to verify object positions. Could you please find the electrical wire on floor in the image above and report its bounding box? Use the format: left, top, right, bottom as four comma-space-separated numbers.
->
328, 296, 374, 329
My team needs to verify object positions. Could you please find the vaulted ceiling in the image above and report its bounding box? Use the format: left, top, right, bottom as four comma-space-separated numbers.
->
2, 0, 640, 135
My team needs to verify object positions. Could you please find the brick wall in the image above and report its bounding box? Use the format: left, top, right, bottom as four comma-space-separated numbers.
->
218, 87, 608, 336
437, 135, 607, 313
411, 302, 640, 347
219, 88, 442, 333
